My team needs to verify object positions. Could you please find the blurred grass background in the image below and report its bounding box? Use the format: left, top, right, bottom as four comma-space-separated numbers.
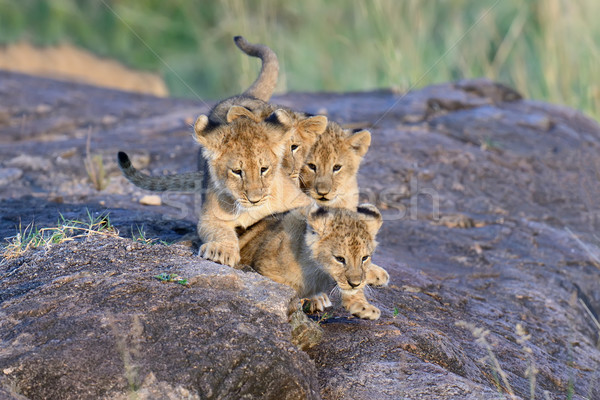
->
0, 0, 598, 119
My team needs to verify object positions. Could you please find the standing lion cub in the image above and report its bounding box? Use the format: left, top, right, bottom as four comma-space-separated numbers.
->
239, 204, 386, 320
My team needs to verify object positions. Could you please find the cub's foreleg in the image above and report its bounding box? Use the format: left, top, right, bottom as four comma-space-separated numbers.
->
341, 289, 381, 320
197, 194, 240, 267
366, 263, 389, 287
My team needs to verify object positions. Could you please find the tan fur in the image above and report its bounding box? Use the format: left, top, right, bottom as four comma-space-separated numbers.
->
282, 111, 328, 184
299, 121, 390, 286
208, 36, 279, 125
234, 36, 279, 102
120, 36, 318, 267
194, 108, 312, 267
300, 121, 371, 208
118, 152, 202, 192
200, 37, 327, 184
239, 204, 383, 320
200, 103, 327, 186
227, 103, 328, 184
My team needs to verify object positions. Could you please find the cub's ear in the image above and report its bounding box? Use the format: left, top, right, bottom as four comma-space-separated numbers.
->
307, 205, 331, 235
265, 109, 293, 129
193, 115, 221, 152
265, 109, 294, 148
357, 203, 382, 236
226, 105, 260, 123
298, 115, 328, 137
347, 129, 371, 157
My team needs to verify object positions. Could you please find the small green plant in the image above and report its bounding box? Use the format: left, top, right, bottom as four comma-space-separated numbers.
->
84, 127, 108, 191
131, 225, 171, 246
154, 273, 189, 286
393, 307, 400, 317
132, 225, 153, 244
480, 137, 502, 151
1, 210, 117, 262
316, 312, 332, 325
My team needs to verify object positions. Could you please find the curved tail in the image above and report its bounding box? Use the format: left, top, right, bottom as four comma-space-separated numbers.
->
117, 152, 203, 192
234, 36, 279, 101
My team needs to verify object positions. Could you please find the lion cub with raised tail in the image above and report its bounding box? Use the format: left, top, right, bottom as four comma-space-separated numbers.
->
119, 36, 320, 267
239, 204, 383, 320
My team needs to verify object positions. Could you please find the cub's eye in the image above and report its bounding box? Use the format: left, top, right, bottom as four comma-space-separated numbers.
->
333, 165, 342, 172
260, 167, 269, 175
362, 255, 370, 262
307, 163, 317, 171
291, 144, 299, 152
334, 256, 346, 264
231, 169, 242, 176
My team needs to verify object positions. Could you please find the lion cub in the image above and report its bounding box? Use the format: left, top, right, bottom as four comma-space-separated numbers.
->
239, 204, 384, 320
299, 121, 389, 286
300, 121, 371, 208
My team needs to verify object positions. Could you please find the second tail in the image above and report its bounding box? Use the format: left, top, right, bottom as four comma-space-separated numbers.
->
118, 151, 203, 192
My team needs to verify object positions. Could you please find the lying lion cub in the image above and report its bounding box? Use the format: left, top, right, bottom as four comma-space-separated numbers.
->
238, 204, 386, 320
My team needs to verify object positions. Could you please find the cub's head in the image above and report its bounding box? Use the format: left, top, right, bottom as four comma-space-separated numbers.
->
305, 204, 382, 292
281, 112, 328, 184
300, 122, 371, 206
194, 106, 292, 209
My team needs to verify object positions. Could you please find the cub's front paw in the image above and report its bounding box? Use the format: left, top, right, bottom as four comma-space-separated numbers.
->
199, 241, 240, 267
366, 263, 389, 287
346, 302, 381, 320
304, 293, 332, 313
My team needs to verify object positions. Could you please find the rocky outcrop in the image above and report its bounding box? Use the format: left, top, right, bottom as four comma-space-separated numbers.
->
1, 238, 319, 399
1, 71, 599, 399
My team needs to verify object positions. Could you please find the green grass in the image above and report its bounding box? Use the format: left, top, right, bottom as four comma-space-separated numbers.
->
0, 1, 598, 120
1, 210, 117, 262
131, 225, 171, 246
154, 272, 189, 286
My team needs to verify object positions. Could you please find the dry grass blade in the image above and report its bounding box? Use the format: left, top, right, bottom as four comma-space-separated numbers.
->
456, 321, 518, 400
84, 127, 108, 191
565, 227, 600, 270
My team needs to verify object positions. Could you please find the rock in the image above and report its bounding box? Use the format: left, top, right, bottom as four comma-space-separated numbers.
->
0, 387, 28, 400
139, 194, 162, 206
0, 71, 599, 399
0, 238, 320, 400
0, 168, 23, 187
34, 104, 52, 115
4, 154, 51, 171
289, 308, 324, 351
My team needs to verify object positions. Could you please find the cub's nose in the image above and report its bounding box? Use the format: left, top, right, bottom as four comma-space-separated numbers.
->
246, 189, 263, 204
315, 183, 330, 197
348, 280, 361, 289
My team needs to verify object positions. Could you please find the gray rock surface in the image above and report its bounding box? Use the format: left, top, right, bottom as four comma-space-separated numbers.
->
1, 237, 319, 399
1, 71, 599, 399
